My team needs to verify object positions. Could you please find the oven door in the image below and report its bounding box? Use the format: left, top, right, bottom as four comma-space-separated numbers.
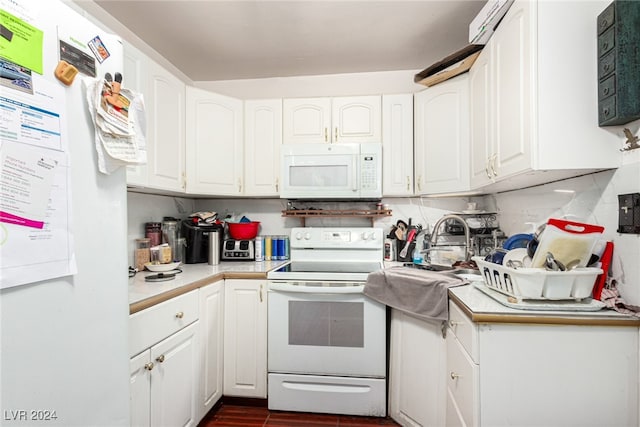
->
267, 281, 386, 377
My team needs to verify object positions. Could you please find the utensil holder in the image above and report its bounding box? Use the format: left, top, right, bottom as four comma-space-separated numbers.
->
396, 240, 415, 262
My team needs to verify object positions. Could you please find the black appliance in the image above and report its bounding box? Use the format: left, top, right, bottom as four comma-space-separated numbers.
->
182, 221, 223, 264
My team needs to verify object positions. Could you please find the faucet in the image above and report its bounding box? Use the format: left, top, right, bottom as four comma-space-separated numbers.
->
427, 214, 472, 262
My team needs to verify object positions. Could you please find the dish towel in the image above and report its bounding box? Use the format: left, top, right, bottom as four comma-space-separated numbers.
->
600, 253, 640, 317
364, 266, 468, 322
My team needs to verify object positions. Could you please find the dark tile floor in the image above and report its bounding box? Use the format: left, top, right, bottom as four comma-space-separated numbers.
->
199, 404, 400, 426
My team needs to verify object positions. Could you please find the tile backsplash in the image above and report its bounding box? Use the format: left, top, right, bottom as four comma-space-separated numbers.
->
127, 160, 639, 305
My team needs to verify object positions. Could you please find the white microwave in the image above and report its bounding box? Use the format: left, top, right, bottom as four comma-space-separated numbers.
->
280, 143, 382, 199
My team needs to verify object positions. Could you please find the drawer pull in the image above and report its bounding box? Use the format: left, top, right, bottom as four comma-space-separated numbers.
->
155, 355, 165, 363
448, 320, 463, 328
603, 87, 609, 95
144, 362, 154, 371
175, 311, 184, 319
450, 371, 461, 380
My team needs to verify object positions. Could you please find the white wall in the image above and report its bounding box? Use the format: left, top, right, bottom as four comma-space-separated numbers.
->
492, 150, 640, 305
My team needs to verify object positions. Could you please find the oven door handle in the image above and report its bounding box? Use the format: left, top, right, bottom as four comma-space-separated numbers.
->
268, 281, 365, 294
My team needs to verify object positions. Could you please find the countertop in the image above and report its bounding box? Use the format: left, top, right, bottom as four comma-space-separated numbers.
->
129, 260, 289, 314
449, 282, 640, 327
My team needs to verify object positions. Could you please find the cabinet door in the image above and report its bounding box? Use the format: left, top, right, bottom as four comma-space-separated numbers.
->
332, 96, 381, 143
283, 98, 331, 144
130, 351, 151, 427
198, 282, 224, 419
146, 61, 186, 192
123, 42, 149, 188
223, 279, 268, 398
244, 99, 282, 196
150, 322, 199, 427
389, 310, 447, 427
469, 46, 494, 189
185, 86, 243, 195
382, 94, 414, 196
414, 75, 470, 195
491, 0, 532, 179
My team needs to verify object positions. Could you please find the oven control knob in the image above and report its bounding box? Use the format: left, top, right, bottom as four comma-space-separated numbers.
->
295, 232, 303, 240
304, 232, 312, 240
362, 232, 375, 241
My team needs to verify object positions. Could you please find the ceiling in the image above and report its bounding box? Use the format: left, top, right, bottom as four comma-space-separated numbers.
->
90, 0, 486, 82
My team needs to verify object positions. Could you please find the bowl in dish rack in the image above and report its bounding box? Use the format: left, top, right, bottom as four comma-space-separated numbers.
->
144, 261, 181, 272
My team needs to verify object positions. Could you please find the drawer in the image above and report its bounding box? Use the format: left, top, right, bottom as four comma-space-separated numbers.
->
598, 28, 615, 57
599, 95, 617, 124
129, 290, 199, 357
598, 50, 616, 80
598, 75, 616, 100
446, 332, 479, 427
597, 2, 615, 35
448, 301, 478, 363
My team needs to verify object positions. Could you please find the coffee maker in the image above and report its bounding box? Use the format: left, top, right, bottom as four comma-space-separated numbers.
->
182, 221, 223, 264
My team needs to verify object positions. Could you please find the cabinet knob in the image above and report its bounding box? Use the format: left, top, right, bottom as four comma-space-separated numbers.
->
450, 371, 461, 380
175, 311, 184, 319
602, 42, 609, 50
334, 127, 338, 142
406, 176, 411, 191
324, 127, 328, 142
603, 107, 610, 116
603, 64, 610, 72
155, 354, 165, 363
144, 362, 154, 371
603, 87, 609, 95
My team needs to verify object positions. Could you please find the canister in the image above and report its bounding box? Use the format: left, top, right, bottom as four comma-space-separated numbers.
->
208, 230, 220, 265
276, 236, 286, 260
145, 222, 162, 247
265, 236, 272, 261
134, 238, 150, 270
255, 236, 264, 261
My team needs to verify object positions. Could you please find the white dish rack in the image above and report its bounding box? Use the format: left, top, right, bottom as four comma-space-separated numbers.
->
473, 256, 602, 301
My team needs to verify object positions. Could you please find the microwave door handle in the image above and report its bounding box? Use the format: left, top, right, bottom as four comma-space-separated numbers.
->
352, 156, 358, 192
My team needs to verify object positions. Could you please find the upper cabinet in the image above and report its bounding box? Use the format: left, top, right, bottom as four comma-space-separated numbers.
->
469, 0, 621, 192
185, 86, 243, 196
244, 99, 282, 196
283, 96, 381, 144
124, 43, 185, 192
382, 94, 414, 197
414, 75, 470, 195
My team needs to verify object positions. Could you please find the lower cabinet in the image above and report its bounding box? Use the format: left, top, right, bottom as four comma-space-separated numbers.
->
130, 322, 199, 427
446, 300, 639, 427
223, 279, 268, 398
389, 309, 447, 427
198, 281, 224, 419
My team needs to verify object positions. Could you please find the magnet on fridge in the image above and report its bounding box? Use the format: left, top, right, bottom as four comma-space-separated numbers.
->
54, 60, 78, 86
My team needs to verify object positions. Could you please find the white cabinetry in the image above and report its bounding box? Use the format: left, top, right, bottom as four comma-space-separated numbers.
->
198, 281, 224, 419
469, 0, 621, 192
124, 43, 185, 192
283, 96, 381, 144
389, 309, 446, 427
414, 75, 470, 195
129, 290, 199, 427
185, 86, 243, 195
123, 42, 148, 187
244, 99, 282, 196
223, 279, 268, 398
382, 94, 414, 196
446, 300, 639, 427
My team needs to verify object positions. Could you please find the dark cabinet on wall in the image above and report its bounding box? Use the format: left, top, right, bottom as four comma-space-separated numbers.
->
597, 0, 640, 126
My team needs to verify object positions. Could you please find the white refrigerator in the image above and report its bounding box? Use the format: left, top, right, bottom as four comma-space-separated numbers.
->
0, 0, 129, 425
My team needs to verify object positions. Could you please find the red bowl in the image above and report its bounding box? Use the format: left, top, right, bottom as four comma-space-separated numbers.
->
228, 222, 261, 240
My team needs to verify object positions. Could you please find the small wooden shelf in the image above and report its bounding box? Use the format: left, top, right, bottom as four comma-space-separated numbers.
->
282, 209, 392, 226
